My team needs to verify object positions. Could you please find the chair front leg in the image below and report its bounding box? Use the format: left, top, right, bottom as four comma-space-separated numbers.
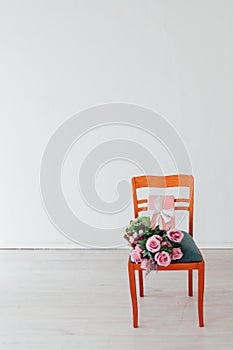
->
128, 261, 138, 328
198, 261, 205, 327
138, 269, 144, 297
188, 270, 193, 296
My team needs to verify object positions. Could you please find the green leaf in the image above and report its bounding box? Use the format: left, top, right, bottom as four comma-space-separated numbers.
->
143, 251, 152, 259
143, 251, 149, 258
139, 240, 146, 249
128, 216, 151, 233
138, 216, 151, 227
161, 246, 173, 254
144, 229, 152, 236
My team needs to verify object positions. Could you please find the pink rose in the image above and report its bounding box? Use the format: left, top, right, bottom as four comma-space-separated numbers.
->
161, 241, 172, 248
154, 251, 171, 267
167, 229, 184, 243
135, 244, 142, 253
146, 235, 162, 253
139, 229, 144, 235
171, 247, 183, 260
130, 249, 142, 263
141, 258, 149, 270
142, 221, 147, 226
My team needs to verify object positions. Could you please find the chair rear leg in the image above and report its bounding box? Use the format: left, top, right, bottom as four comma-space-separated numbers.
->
128, 261, 138, 328
198, 261, 205, 327
188, 270, 193, 296
138, 269, 144, 297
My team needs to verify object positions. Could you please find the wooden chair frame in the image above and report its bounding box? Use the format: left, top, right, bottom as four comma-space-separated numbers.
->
128, 175, 205, 327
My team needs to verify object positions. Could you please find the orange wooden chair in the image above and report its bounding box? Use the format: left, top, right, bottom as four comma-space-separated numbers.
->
128, 175, 205, 327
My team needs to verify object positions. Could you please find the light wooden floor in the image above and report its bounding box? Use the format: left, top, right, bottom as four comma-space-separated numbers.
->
0, 249, 232, 350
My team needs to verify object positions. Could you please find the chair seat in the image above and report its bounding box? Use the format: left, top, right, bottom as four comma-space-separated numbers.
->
171, 231, 202, 263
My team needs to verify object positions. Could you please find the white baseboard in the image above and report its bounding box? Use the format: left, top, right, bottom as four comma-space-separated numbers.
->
0, 242, 80, 249
197, 242, 233, 249
0, 242, 233, 249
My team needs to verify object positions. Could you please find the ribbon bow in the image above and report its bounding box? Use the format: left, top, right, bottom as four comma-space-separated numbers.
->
152, 196, 174, 229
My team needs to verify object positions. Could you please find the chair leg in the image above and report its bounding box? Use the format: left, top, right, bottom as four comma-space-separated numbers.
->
138, 269, 144, 297
128, 261, 138, 328
188, 270, 193, 296
198, 261, 205, 327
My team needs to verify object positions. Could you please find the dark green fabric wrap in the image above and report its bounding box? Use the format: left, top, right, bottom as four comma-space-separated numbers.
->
172, 231, 202, 263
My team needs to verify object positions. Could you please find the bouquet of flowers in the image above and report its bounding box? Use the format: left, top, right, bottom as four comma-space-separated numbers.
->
123, 216, 184, 273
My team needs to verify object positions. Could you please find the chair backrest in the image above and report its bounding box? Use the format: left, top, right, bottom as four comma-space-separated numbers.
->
131, 175, 194, 236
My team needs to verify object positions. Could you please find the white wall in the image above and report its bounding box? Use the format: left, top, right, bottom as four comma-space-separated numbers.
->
0, 0, 232, 248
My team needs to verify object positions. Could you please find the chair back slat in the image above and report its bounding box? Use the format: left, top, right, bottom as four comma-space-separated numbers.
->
137, 207, 148, 212
174, 198, 189, 203
137, 199, 147, 204
175, 206, 190, 211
